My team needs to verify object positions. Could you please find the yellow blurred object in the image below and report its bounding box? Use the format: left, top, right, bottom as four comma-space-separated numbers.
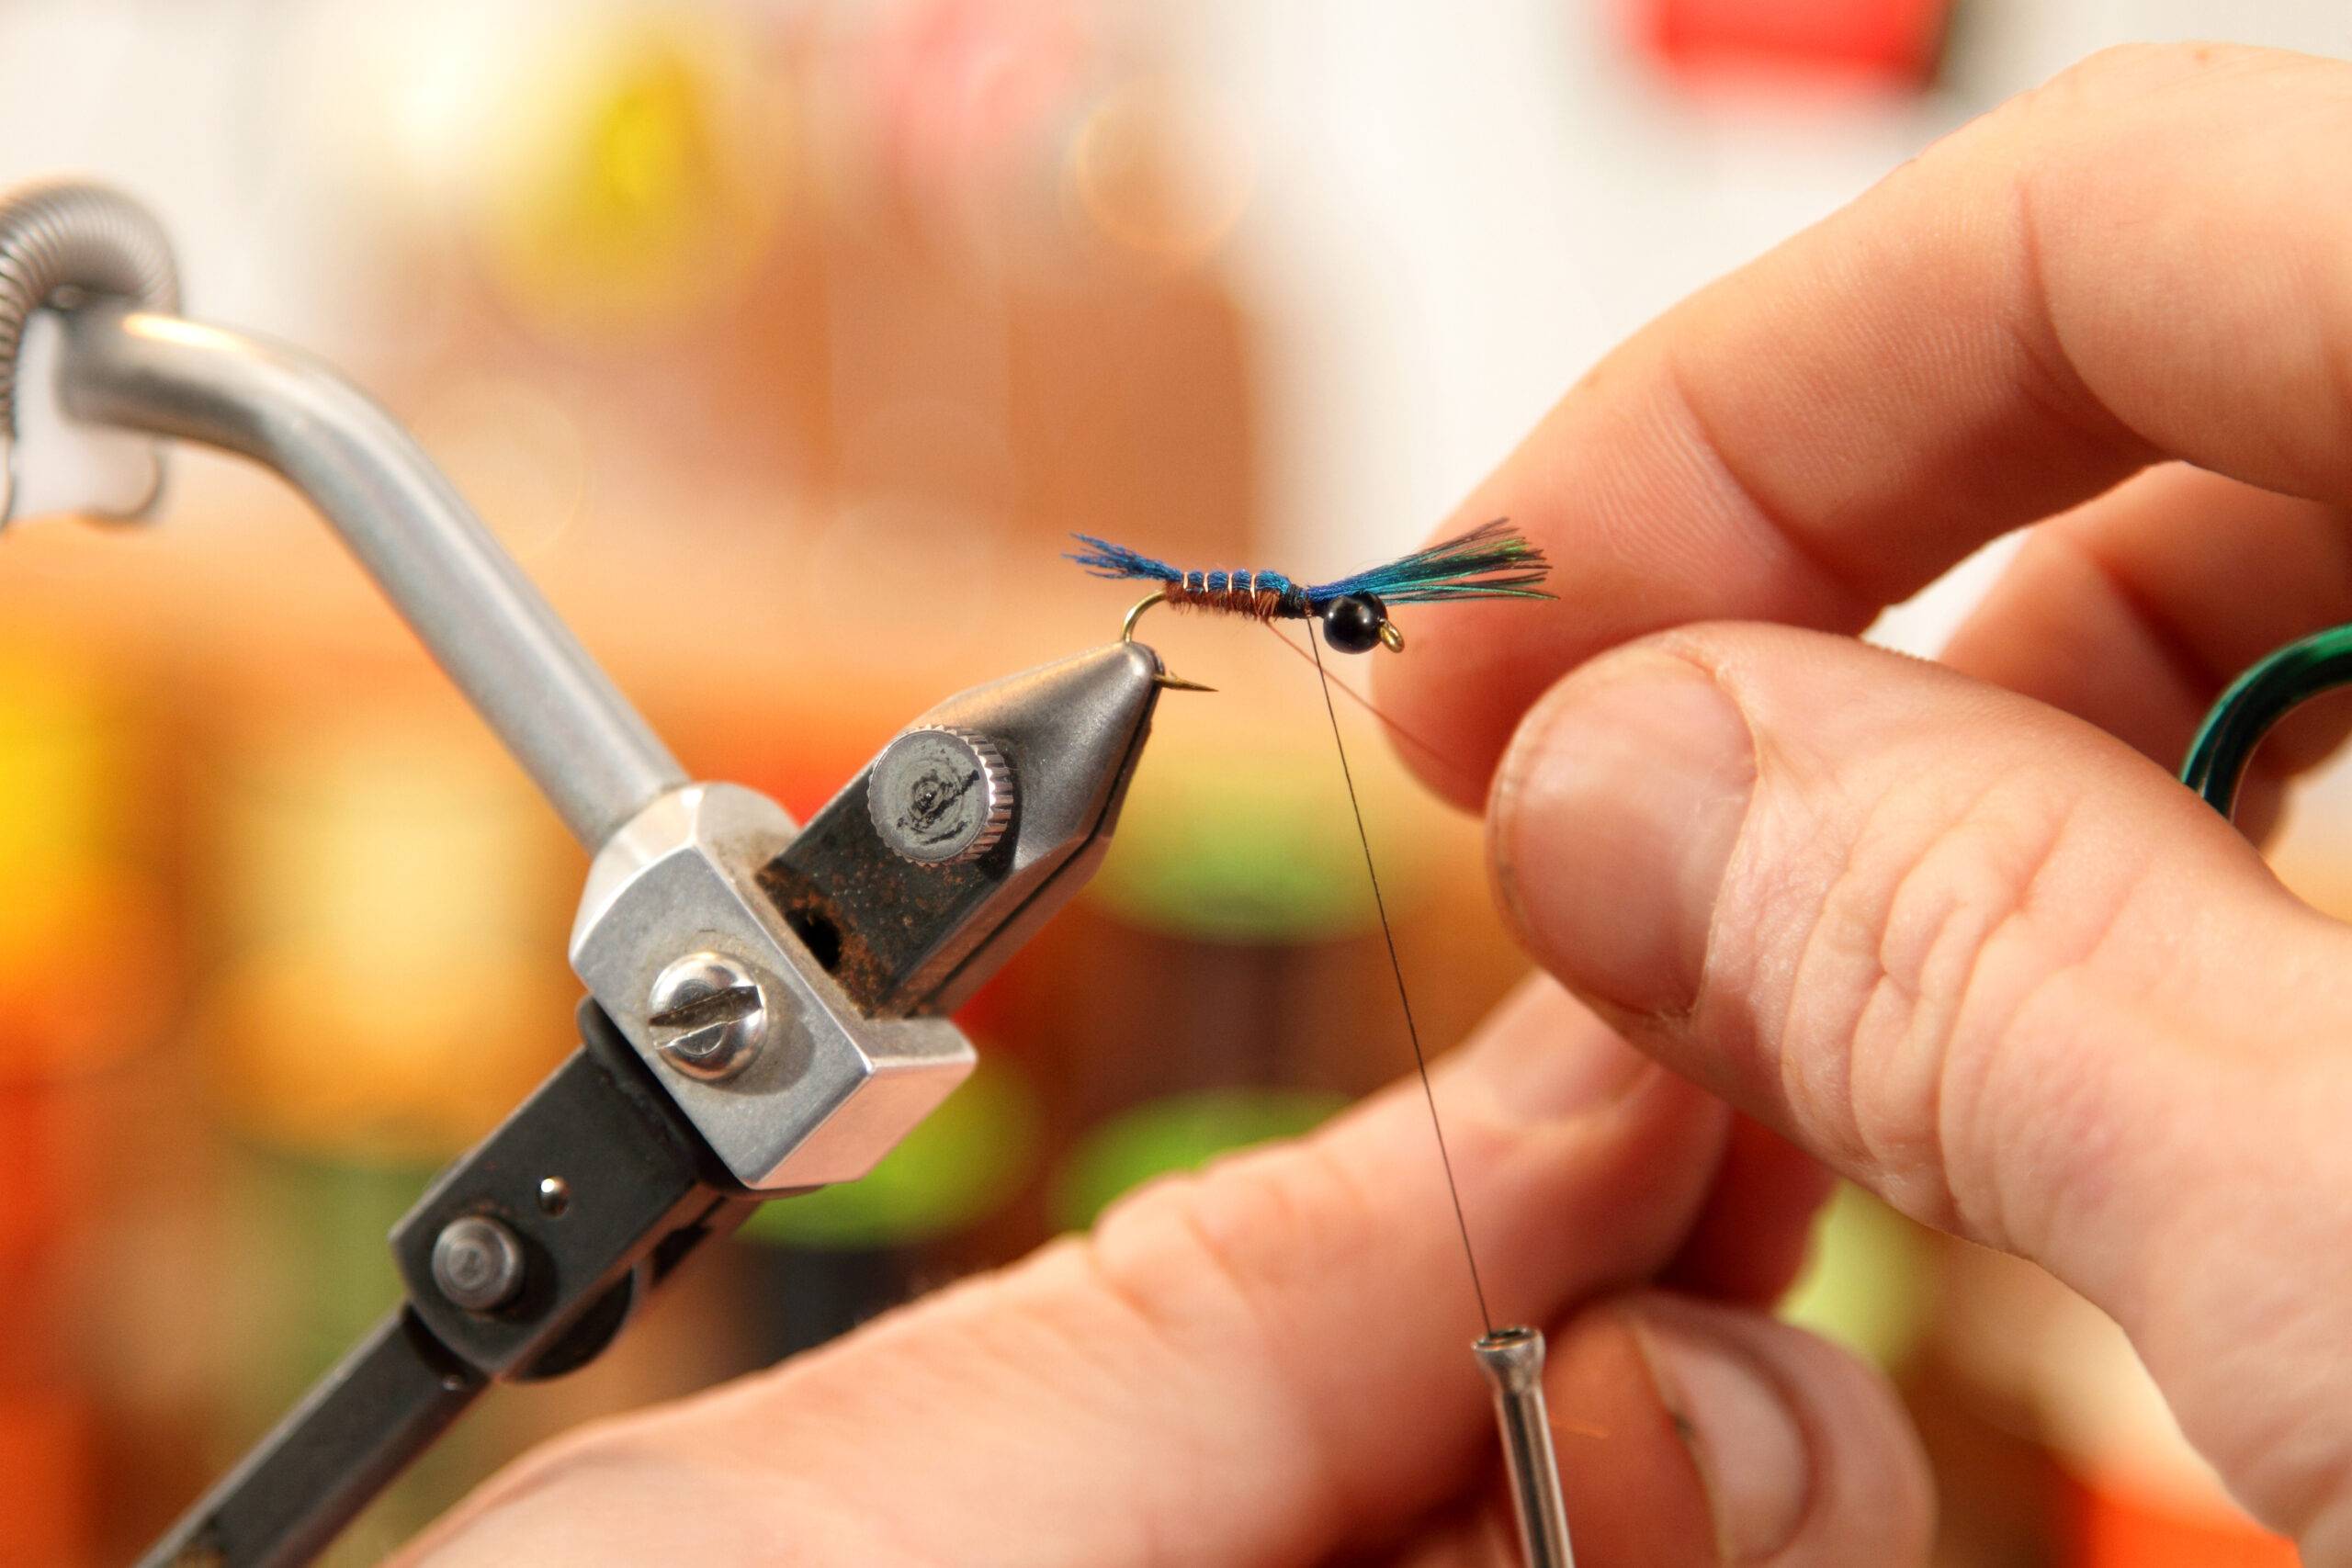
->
207, 946, 568, 1164
0, 646, 174, 1083
0, 650, 124, 946
0, 874, 174, 1085
1779, 1183, 1932, 1368
203, 707, 572, 1162
475, 18, 796, 338
216, 715, 556, 966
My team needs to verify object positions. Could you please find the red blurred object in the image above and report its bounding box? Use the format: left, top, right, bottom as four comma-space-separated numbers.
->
1635, 0, 1951, 88
0, 1088, 59, 1271
869, 0, 1094, 214
0, 1380, 94, 1568
2057, 1468, 2301, 1568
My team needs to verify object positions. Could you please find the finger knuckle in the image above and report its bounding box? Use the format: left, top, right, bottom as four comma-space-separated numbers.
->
1084, 1135, 1374, 1347
1777, 765, 2123, 1240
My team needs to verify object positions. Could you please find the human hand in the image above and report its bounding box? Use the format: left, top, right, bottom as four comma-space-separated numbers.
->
400, 972, 1924, 1565
1381, 39, 2352, 1562
405, 39, 2352, 1568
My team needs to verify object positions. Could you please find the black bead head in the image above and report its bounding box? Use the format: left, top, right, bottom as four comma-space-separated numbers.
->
1319, 593, 1388, 655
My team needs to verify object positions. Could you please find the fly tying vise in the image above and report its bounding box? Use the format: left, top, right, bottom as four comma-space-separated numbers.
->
1075, 521, 1577, 1568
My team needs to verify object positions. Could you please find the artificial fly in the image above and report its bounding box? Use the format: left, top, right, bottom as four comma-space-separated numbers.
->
1070, 519, 1576, 1566
1069, 518, 1553, 658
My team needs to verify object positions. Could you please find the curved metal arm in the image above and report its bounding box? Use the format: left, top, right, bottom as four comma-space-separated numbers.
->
54, 304, 684, 850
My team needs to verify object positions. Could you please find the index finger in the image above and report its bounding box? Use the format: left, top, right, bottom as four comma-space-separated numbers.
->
1381, 42, 2352, 806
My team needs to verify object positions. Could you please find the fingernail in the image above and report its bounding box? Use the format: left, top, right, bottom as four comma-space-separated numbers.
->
1633, 1305, 1811, 1562
1492, 650, 1754, 1016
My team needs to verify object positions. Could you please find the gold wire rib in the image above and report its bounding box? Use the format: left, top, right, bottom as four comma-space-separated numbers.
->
1121, 591, 1216, 692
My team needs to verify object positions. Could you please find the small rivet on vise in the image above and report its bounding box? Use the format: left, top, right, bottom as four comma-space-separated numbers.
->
431, 1214, 526, 1314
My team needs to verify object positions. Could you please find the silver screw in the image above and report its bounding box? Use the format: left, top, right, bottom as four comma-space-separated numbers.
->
537, 1176, 571, 1217
431, 1215, 525, 1313
867, 727, 1014, 866
647, 952, 768, 1080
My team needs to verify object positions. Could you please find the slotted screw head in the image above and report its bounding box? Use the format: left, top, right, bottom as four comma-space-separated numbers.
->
647, 952, 768, 1080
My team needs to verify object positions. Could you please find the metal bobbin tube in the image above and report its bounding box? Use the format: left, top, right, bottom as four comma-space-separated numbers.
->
1474, 1326, 1576, 1567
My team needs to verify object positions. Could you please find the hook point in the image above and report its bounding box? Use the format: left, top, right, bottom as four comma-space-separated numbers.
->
1122, 590, 1216, 694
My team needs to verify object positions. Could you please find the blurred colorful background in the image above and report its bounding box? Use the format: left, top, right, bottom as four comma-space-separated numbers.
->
0, 2, 2343, 1564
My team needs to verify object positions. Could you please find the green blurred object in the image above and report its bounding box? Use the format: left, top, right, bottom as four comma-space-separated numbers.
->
1089, 765, 1381, 943
1055, 1088, 1348, 1230
1779, 1182, 1932, 1369
741, 1058, 1042, 1248
230, 1147, 431, 1409
226, 1145, 477, 1568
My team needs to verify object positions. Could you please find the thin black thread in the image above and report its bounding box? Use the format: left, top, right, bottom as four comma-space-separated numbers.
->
1263, 623, 1478, 797
1306, 630, 1496, 1337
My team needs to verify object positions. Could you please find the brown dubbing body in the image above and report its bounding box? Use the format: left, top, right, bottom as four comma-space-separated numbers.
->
1162, 572, 1310, 620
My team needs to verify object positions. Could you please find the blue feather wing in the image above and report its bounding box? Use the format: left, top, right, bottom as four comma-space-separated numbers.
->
1307, 520, 1553, 604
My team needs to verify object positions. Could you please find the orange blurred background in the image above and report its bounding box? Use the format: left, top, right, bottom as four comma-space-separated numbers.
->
0, 3, 2340, 1562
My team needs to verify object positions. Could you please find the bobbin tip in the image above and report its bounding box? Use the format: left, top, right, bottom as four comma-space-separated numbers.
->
1473, 1325, 1547, 1392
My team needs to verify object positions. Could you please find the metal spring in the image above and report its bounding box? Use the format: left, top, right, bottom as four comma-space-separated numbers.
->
0, 179, 178, 525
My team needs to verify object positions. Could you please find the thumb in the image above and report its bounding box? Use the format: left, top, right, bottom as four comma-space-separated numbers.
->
1489, 623, 2352, 1554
